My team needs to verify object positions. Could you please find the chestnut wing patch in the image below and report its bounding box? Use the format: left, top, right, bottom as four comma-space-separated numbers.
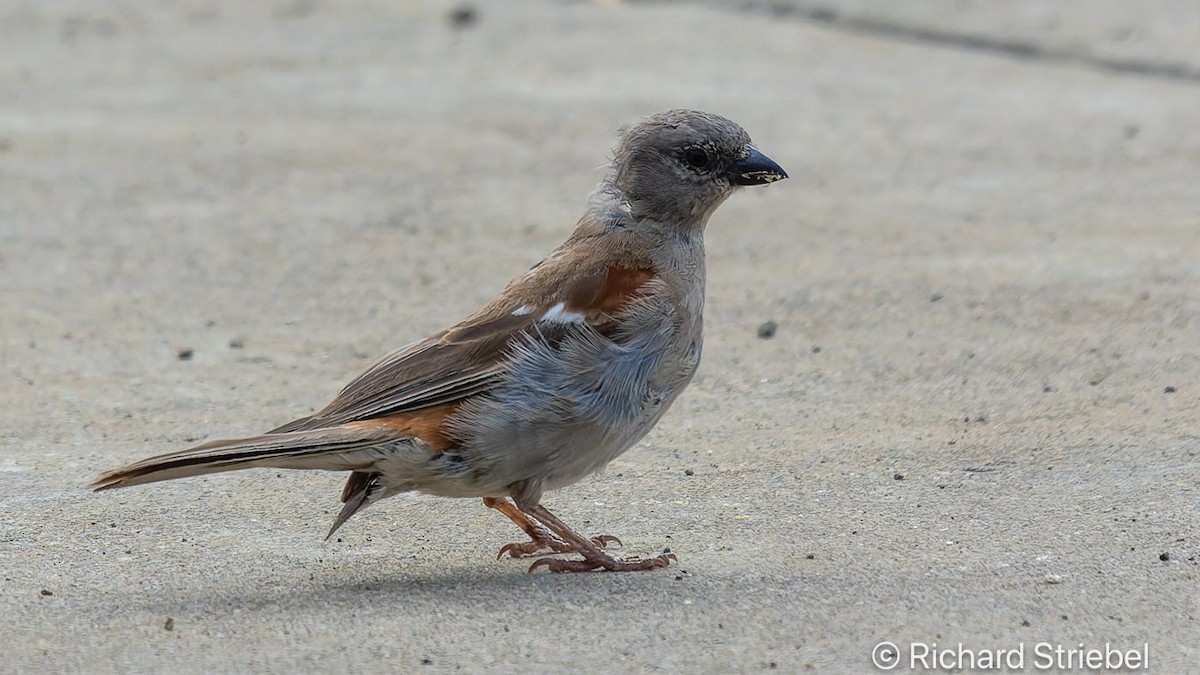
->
543, 266, 657, 334
575, 267, 657, 321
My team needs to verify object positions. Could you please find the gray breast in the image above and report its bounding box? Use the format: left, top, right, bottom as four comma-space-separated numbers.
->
446, 304, 689, 494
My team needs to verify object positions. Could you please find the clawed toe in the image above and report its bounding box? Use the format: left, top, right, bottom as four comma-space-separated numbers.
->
590, 534, 622, 548
528, 550, 676, 574
496, 542, 536, 559
496, 538, 569, 559
488, 500, 669, 574
497, 533, 622, 559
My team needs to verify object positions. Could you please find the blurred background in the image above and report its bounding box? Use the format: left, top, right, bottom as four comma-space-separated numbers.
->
2, 1, 1197, 672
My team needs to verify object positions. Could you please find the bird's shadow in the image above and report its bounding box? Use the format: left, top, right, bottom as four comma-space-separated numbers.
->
113, 560, 676, 618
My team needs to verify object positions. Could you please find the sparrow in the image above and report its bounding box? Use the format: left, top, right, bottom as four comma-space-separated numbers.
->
93, 109, 787, 573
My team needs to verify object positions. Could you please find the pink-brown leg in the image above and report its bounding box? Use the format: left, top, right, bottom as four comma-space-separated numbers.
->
522, 503, 675, 573
483, 497, 620, 559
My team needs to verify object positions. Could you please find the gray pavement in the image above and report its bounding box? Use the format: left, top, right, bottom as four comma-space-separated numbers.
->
2, 1, 1197, 672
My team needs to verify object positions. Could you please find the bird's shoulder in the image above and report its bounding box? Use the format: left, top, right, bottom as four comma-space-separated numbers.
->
454, 231, 669, 336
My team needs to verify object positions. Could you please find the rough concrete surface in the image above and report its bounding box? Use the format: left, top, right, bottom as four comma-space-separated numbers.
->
2, 1, 1198, 672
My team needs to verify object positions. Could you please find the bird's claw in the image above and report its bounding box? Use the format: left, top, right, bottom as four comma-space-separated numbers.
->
590, 534, 623, 548
527, 550, 676, 574
496, 533, 622, 559
496, 538, 566, 559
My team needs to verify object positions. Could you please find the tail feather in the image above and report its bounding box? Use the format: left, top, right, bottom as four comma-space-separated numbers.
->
327, 470, 383, 539
91, 425, 404, 491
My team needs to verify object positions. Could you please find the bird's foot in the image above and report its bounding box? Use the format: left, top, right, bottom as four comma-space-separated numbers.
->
497, 534, 622, 559
528, 548, 675, 573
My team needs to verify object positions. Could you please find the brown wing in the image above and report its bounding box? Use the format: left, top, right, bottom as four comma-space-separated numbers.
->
271, 263, 658, 434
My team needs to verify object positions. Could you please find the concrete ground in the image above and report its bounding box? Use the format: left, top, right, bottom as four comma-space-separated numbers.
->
2, 0, 1197, 672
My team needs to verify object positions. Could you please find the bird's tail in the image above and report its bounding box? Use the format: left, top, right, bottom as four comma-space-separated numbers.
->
91, 424, 404, 491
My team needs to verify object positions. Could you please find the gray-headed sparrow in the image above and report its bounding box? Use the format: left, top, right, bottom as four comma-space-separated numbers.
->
94, 109, 787, 573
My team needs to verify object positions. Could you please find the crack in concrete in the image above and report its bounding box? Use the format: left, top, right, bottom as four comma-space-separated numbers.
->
640, 0, 1200, 85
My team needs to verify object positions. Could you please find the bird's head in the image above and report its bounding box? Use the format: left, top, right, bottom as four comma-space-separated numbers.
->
608, 109, 787, 227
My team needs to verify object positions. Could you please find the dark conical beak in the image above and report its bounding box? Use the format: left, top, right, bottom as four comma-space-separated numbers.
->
730, 146, 788, 186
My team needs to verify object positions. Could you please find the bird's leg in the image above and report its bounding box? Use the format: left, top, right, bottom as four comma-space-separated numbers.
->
524, 503, 674, 573
483, 497, 620, 559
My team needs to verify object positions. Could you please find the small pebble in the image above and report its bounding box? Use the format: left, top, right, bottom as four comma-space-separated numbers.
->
1159, 552, 1170, 561
164, 617, 175, 631
447, 5, 477, 29
1044, 574, 1063, 584
1164, 386, 1176, 394
40, 589, 53, 596
177, 348, 194, 361
757, 321, 778, 339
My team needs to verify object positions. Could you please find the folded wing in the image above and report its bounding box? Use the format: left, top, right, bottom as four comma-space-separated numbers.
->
271, 261, 659, 434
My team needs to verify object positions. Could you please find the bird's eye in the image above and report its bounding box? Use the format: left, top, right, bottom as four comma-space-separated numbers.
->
683, 147, 711, 170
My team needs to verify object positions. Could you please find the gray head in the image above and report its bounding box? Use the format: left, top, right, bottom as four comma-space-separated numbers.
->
608, 109, 787, 226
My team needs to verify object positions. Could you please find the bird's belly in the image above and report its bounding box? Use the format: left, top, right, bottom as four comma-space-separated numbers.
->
445, 326, 701, 495
535, 398, 676, 492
